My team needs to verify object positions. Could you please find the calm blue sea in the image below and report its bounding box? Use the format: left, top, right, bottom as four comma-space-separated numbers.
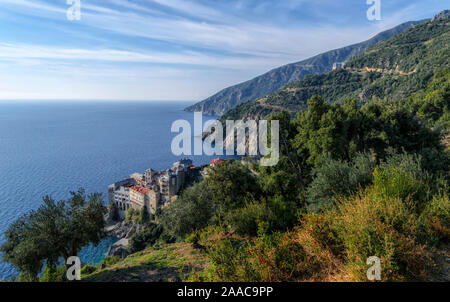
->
0, 101, 222, 280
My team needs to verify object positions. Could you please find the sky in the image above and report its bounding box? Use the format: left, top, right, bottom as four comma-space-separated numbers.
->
0, 0, 448, 101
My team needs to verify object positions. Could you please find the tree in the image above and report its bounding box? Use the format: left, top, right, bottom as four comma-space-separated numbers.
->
257, 111, 307, 225
108, 202, 120, 222
205, 159, 260, 212
126, 208, 135, 222
40, 265, 67, 282
361, 99, 443, 159
129, 223, 163, 253
293, 96, 366, 168
306, 153, 375, 213
139, 206, 150, 224
0, 188, 106, 279
266, 110, 304, 184
160, 182, 215, 239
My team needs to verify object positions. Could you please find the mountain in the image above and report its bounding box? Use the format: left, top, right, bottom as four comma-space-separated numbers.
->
185, 20, 426, 116
221, 12, 450, 121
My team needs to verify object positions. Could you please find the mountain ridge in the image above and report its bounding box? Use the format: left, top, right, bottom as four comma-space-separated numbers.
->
221, 13, 450, 121
185, 20, 427, 116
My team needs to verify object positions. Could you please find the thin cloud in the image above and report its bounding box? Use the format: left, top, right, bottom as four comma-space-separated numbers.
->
0, 43, 289, 69
0, 0, 446, 101
0, 0, 383, 59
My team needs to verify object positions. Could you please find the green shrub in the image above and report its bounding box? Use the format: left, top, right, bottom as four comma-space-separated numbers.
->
18, 272, 39, 282
102, 256, 120, 267
307, 153, 375, 212
418, 192, 450, 245
126, 208, 135, 223
80, 265, 97, 276
129, 223, 164, 253
331, 192, 433, 281
185, 232, 199, 245
373, 152, 431, 212
107, 202, 120, 221
160, 182, 215, 239
40, 265, 67, 282
423, 193, 450, 226
139, 206, 151, 224
205, 159, 261, 212
225, 201, 275, 236
205, 239, 259, 282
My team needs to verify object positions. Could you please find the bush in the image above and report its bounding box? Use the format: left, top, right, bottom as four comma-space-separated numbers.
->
188, 225, 257, 282
307, 153, 375, 212
203, 239, 259, 282
125, 208, 136, 223
199, 183, 443, 282
241, 230, 337, 282
18, 272, 39, 282
102, 256, 120, 267
80, 265, 97, 276
139, 206, 151, 224
373, 152, 431, 212
185, 232, 199, 245
331, 192, 434, 281
418, 192, 450, 245
225, 201, 275, 236
160, 182, 215, 239
129, 223, 164, 253
196, 221, 340, 282
40, 265, 67, 282
107, 202, 120, 222
205, 159, 261, 212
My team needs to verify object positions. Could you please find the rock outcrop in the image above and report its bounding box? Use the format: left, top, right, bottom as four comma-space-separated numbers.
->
104, 220, 144, 258
107, 238, 130, 258
106, 220, 142, 240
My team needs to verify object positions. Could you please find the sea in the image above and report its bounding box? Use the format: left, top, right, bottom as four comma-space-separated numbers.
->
0, 101, 224, 280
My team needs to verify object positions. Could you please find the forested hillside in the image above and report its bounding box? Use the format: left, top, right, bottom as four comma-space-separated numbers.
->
83, 12, 449, 283
185, 20, 425, 116
82, 60, 449, 283
3, 12, 449, 283
222, 14, 449, 121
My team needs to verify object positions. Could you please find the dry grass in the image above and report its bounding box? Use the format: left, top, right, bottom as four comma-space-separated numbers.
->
82, 243, 208, 282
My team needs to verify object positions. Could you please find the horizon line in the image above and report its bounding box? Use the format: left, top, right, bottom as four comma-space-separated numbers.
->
0, 99, 197, 103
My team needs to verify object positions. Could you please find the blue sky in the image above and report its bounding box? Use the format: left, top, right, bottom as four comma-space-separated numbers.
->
0, 0, 448, 101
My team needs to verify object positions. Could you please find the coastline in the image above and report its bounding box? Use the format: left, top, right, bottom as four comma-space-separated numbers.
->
0, 102, 222, 280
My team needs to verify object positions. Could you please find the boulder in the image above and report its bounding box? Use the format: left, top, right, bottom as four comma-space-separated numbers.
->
107, 238, 129, 259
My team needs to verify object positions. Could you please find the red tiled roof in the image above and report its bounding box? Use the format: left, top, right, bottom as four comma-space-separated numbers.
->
210, 158, 224, 164
130, 185, 150, 195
